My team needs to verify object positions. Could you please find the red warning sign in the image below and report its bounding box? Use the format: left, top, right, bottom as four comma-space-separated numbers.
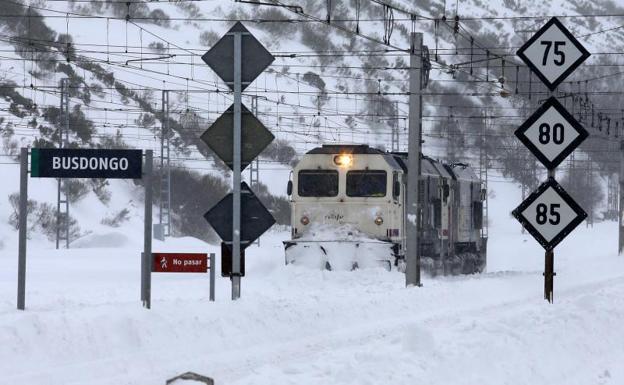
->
152, 253, 208, 273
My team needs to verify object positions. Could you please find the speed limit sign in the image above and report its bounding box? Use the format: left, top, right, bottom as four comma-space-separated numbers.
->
512, 178, 587, 251
514, 96, 588, 170
514, 17, 590, 302
517, 17, 590, 91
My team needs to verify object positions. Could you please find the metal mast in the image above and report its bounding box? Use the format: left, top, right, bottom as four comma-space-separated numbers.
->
56, 78, 70, 249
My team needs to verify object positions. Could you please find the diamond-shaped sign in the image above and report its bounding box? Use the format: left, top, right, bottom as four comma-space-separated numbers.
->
200, 103, 274, 171
512, 177, 587, 251
515, 96, 588, 170
517, 17, 590, 91
201, 22, 275, 91
204, 182, 276, 249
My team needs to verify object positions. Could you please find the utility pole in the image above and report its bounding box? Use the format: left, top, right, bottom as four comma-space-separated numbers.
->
391, 101, 399, 151
587, 157, 594, 227
249, 96, 260, 188
406, 32, 423, 287
158, 90, 172, 239
250, 95, 260, 247
56, 78, 70, 249
619, 138, 624, 254
480, 109, 489, 239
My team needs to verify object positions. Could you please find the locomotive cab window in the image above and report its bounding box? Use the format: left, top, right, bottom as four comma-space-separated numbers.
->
346, 170, 387, 197
298, 170, 339, 197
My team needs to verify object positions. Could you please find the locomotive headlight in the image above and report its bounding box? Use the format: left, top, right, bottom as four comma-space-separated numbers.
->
333, 154, 353, 167
374, 216, 384, 226
300, 216, 310, 225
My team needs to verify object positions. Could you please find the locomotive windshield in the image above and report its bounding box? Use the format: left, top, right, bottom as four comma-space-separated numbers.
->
298, 170, 339, 197
346, 170, 387, 197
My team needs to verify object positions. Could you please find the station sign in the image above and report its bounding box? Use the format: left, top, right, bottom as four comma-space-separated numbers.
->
152, 253, 208, 273
30, 148, 142, 179
514, 96, 588, 170
512, 178, 587, 251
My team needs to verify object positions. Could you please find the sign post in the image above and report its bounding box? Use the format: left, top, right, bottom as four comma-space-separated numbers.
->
201, 22, 276, 300
209, 253, 215, 302
514, 17, 590, 302
142, 150, 153, 309
17, 148, 28, 310
145, 252, 215, 305
17, 147, 150, 310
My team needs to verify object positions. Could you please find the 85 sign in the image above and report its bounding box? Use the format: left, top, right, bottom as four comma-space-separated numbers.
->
512, 178, 587, 251
517, 17, 590, 91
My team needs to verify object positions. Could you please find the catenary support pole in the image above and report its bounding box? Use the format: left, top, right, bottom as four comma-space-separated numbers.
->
619, 138, 624, 254
209, 253, 215, 302
232, 31, 242, 300
142, 150, 153, 309
17, 148, 28, 310
406, 32, 423, 287
64, 79, 69, 248
545, 168, 556, 303
56, 79, 64, 250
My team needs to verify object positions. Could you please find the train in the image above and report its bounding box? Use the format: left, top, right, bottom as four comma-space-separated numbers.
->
283, 144, 487, 275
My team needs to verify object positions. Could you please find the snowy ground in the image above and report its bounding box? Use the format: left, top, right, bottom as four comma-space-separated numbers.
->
1, 176, 623, 385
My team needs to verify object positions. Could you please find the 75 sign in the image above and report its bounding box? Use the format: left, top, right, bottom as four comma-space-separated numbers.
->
517, 17, 590, 91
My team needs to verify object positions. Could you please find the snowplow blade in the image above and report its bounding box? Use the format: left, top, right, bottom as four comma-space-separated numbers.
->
283, 240, 394, 271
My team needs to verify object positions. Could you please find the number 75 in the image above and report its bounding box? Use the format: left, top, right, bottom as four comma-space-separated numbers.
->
541, 41, 566, 66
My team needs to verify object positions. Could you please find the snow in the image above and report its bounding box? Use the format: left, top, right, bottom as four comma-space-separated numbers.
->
1, 1, 624, 384
1, 174, 624, 385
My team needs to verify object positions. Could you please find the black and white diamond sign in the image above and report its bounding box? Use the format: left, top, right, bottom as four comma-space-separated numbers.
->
512, 177, 587, 251
204, 182, 276, 250
201, 22, 275, 91
517, 17, 590, 91
515, 96, 588, 170
200, 103, 275, 171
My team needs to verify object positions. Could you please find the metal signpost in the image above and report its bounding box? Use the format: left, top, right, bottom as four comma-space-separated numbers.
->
201, 22, 276, 300
17, 148, 152, 310
513, 17, 590, 302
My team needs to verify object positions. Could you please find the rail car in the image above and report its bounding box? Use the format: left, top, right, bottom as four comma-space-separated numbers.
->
283, 144, 487, 275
